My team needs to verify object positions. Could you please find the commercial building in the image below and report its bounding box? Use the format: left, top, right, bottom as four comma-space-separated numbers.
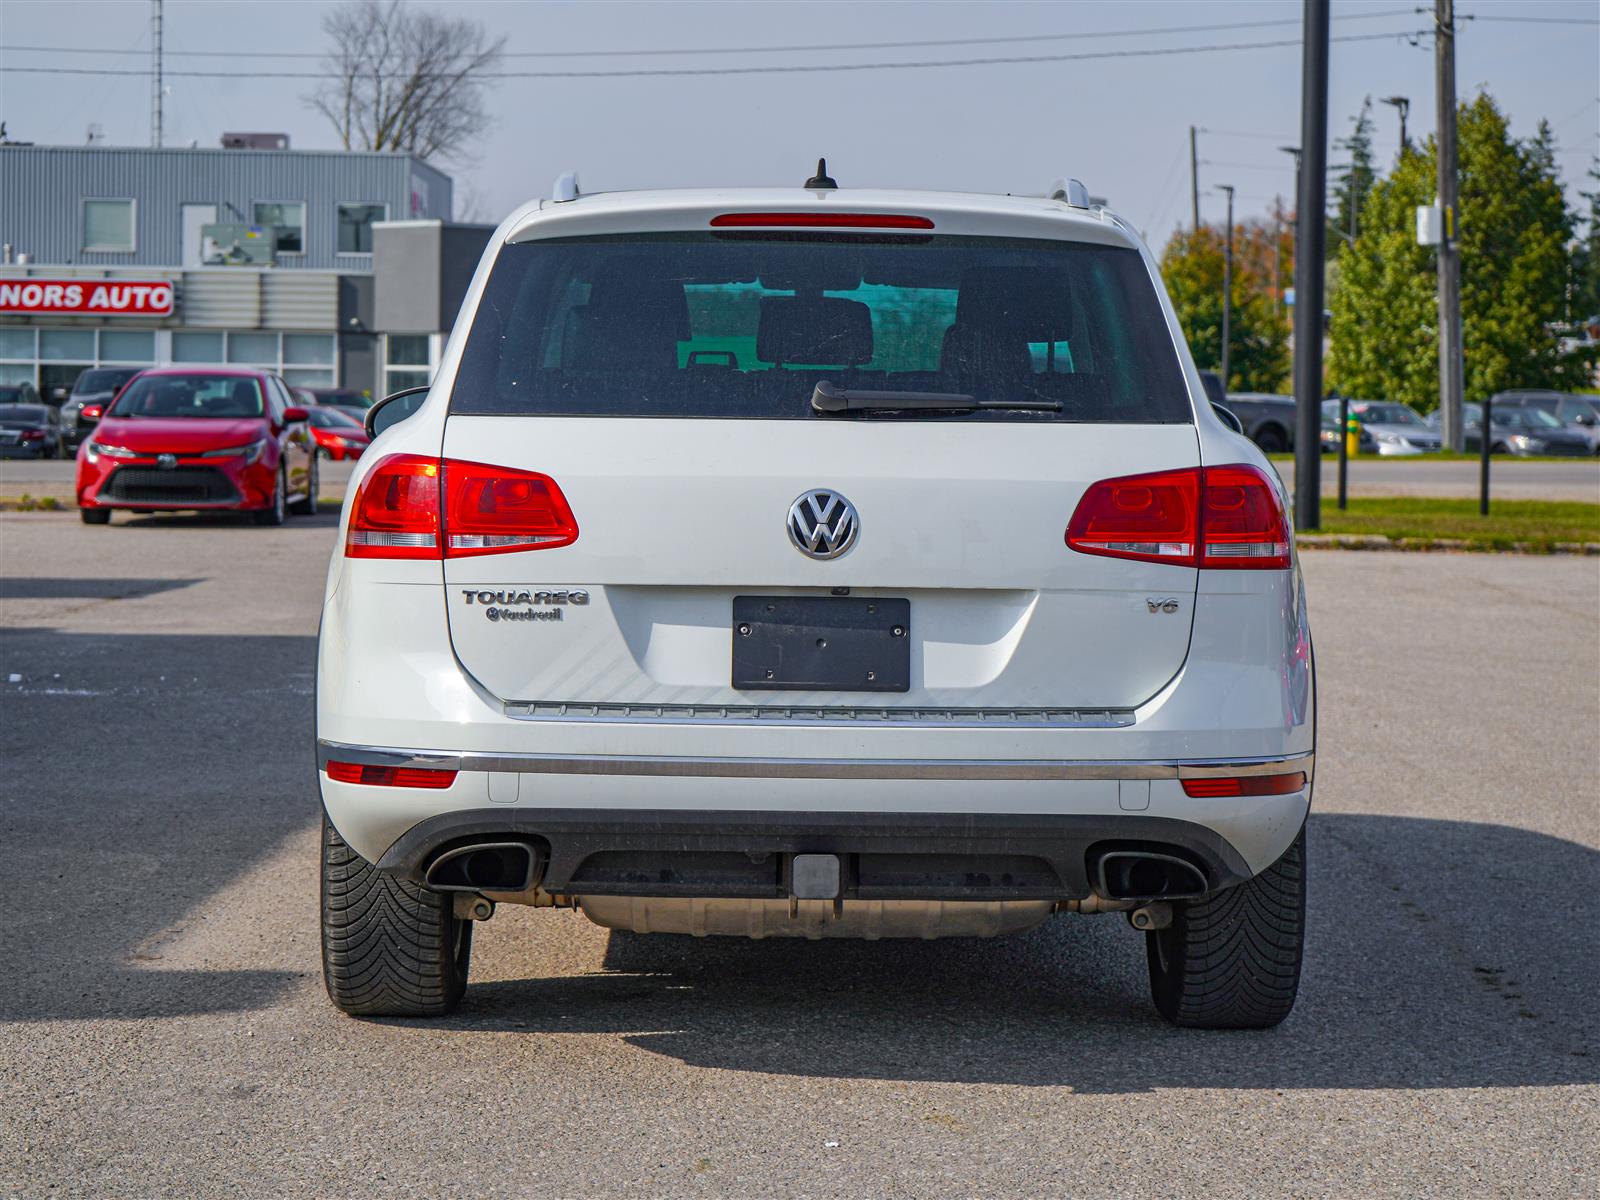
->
0, 140, 489, 401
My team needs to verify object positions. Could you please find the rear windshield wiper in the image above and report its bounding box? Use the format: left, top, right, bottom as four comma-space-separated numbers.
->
811, 380, 1061, 415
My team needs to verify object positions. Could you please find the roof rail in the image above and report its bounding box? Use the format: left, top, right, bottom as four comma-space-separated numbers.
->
552, 171, 581, 203
1048, 178, 1091, 209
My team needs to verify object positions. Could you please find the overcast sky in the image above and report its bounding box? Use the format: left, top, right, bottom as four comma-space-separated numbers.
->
2, 0, 1595, 249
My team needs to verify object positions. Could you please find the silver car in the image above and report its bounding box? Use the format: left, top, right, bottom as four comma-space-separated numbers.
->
1326, 399, 1441, 455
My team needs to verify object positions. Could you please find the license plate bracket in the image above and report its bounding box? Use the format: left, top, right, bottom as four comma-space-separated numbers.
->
732, 596, 910, 692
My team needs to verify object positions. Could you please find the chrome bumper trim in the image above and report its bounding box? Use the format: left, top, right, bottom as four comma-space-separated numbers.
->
317, 740, 1313, 784
501, 701, 1136, 729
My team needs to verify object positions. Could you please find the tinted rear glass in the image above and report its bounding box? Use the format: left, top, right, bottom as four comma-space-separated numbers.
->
109, 375, 264, 419
451, 233, 1189, 422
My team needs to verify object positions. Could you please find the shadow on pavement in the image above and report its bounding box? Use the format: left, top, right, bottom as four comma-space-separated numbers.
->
0, 630, 317, 1021
451, 813, 1598, 1092
114, 511, 342, 530
0, 576, 201, 600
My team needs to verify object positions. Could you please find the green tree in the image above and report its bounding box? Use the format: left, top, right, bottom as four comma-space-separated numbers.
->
1328, 93, 1586, 409
1331, 97, 1378, 244
1569, 156, 1600, 323
1160, 225, 1290, 392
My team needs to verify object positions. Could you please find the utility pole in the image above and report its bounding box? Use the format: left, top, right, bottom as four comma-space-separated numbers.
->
1381, 94, 1410, 154
1272, 199, 1283, 314
1435, 0, 1464, 451
1292, 0, 1329, 531
150, 0, 164, 149
1218, 184, 1235, 388
1189, 126, 1200, 233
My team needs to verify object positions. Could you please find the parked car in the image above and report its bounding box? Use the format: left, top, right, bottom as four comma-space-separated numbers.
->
315, 177, 1315, 1030
305, 404, 372, 460
1458, 402, 1593, 457
1490, 390, 1600, 454
76, 367, 319, 525
1319, 405, 1376, 455
1330, 399, 1440, 455
1222, 392, 1296, 452
0, 400, 65, 459
306, 387, 373, 420
60, 366, 140, 450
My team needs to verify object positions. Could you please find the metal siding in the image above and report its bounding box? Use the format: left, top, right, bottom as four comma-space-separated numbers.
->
0, 146, 450, 271
180, 272, 261, 328
262, 272, 338, 329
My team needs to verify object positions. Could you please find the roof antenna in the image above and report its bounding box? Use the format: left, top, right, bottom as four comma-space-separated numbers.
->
805, 158, 838, 189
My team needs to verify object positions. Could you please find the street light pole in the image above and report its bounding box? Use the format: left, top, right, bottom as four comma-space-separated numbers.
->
1190, 125, 1201, 233
1381, 94, 1410, 154
1218, 184, 1235, 388
1435, 0, 1465, 452
1292, 0, 1329, 532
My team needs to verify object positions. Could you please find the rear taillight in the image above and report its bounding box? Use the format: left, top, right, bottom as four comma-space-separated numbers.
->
345, 454, 579, 559
1065, 464, 1290, 570
346, 454, 441, 558
325, 760, 458, 789
1181, 771, 1306, 798
444, 459, 579, 556
21, 429, 44, 441
83, 405, 103, 419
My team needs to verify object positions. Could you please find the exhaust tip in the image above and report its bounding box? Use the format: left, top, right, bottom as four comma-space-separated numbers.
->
1093, 850, 1208, 901
425, 841, 541, 892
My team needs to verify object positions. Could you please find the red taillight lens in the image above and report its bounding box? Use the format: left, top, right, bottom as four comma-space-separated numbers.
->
1066, 464, 1290, 570
1065, 468, 1199, 566
83, 405, 103, 419
1200, 464, 1291, 569
709, 212, 935, 230
325, 761, 458, 789
1181, 772, 1306, 798
443, 460, 579, 556
346, 453, 441, 558
344, 455, 579, 559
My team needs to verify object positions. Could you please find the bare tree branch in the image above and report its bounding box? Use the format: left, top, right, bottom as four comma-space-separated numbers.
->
304, 0, 505, 164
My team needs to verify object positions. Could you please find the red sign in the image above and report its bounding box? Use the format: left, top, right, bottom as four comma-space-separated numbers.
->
0, 279, 175, 317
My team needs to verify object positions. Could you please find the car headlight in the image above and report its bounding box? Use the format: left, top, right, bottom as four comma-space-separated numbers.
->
1507, 435, 1538, 450
201, 439, 268, 463
85, 440, 138, 461
1373, 431, 1401, 445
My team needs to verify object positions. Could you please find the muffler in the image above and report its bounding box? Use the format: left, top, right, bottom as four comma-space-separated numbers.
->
425, 841, 542, 892
1093, 850, 1208, 901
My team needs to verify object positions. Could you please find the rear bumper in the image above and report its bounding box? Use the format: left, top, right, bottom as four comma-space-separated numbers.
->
371, 805, 1259, 901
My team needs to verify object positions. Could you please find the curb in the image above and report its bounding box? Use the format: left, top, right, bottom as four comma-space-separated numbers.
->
1296, 534, 1600, 556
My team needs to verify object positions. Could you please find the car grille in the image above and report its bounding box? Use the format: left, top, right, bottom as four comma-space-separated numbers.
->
101, 466, 241, 505
1540, 442, 1589, 457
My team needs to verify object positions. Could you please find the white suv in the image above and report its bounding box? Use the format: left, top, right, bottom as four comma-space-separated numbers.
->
317, 173, 1314, 1029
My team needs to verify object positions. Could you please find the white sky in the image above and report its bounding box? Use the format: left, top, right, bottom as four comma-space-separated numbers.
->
2, 0, 1595, 249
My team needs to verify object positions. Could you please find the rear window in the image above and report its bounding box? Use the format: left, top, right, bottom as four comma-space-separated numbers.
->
451, 233, 1189, 422
74, 369, 136, 395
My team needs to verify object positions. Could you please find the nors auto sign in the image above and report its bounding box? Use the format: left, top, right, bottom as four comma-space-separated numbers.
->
0, 279, 175, 317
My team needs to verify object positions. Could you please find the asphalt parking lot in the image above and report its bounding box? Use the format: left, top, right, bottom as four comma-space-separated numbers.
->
1, 511, 1596, 1198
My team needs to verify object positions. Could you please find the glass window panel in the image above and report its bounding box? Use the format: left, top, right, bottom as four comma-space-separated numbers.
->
386, 334, 429, 366
385, 368, 430, 393
227, 332, 279, 364
98, 330, 156, 362
337, 203, 386, 254
83, 200, 135, 251
39, 329, 96, 361
0, 329, 35, 359
253, 203, 305, 253
283, 368, 335, 388
172, 331, 225, 362
282, 333, 334, 365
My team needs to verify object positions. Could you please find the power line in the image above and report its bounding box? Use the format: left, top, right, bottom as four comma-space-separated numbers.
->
0, 30, 1425, 81
1462, 14, 1600, 25
0, 9, 1420, 60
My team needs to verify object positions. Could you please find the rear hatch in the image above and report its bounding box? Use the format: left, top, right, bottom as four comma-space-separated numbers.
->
437, 222, 1201, 713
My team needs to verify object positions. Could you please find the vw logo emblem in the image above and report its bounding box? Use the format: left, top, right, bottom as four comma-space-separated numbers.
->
787, 489, 859, 560
156, 453, 178, 470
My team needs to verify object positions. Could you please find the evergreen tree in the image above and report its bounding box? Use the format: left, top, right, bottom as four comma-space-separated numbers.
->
1569, 156, 1600, 324
1328, 93, 1588, 409
1160, 226, 1291, 392
1331, 98, 1379, 244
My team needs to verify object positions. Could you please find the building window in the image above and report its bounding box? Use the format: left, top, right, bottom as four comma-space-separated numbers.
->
283, 333, 335, 366
337, 203, 387, 254
253, 201, 305, 254
173, 331, 225, 363
227, 332, 280, 365
39, 329, 97, 361
83, 199, 136, 252
384, 333, 432, 395
98, 331, 157, 362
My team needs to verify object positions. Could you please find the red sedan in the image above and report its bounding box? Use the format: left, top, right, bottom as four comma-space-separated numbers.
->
76, 367, 319, 526
304, 404, 372, 460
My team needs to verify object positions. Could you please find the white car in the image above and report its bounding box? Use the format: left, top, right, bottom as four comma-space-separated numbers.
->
316, 171, 1316, 1029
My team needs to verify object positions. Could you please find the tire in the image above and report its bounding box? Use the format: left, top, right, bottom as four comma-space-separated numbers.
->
1253, 424, 1288, 453
1146, 825, 1306, 1029
253, 466, 287, 526
80, 508, 111, 525
291, 456, 319, 516
320, 812, 471, 1017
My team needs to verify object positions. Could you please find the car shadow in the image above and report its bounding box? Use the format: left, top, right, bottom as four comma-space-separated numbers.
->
446, 813, 1598, 1093
113, 511, 342, 530
0, 576, 201, 600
